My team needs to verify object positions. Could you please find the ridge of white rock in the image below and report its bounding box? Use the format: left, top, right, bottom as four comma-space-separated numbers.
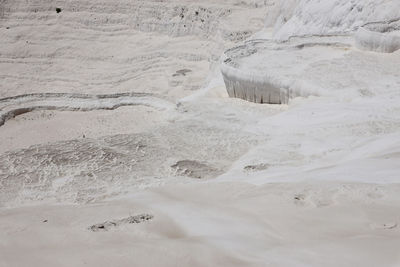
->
355, 19, 400, 53
0, 92, 173, 127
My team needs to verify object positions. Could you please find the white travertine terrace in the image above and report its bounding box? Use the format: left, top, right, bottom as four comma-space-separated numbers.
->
222, 0, 400, 104
221, 38, 353, 104
2, 0, 400, 266
355, 20, 400, 53
221, 46, 289, 104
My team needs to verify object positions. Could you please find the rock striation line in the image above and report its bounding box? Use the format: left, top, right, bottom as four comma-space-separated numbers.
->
0, 92, 174, 127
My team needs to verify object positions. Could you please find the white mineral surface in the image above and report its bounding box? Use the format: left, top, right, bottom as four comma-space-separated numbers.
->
1, 1, 400, 266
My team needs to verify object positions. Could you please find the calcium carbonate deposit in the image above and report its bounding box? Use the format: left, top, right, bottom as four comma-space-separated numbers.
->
221, 0, 400, 104
1, 1, 400, 266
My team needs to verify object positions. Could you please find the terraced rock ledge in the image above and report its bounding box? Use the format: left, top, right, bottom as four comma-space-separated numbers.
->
0, 92, 173, 127
221, 37, 353, 104
355, 19, 400, 53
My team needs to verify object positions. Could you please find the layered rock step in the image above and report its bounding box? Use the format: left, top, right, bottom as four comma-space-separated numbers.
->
221, 37, 354, 104
355, 19, 400, 53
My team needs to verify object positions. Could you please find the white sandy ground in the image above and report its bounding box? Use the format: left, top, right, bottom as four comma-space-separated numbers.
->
1, 182, 400, 267
1, 0, 400, 266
